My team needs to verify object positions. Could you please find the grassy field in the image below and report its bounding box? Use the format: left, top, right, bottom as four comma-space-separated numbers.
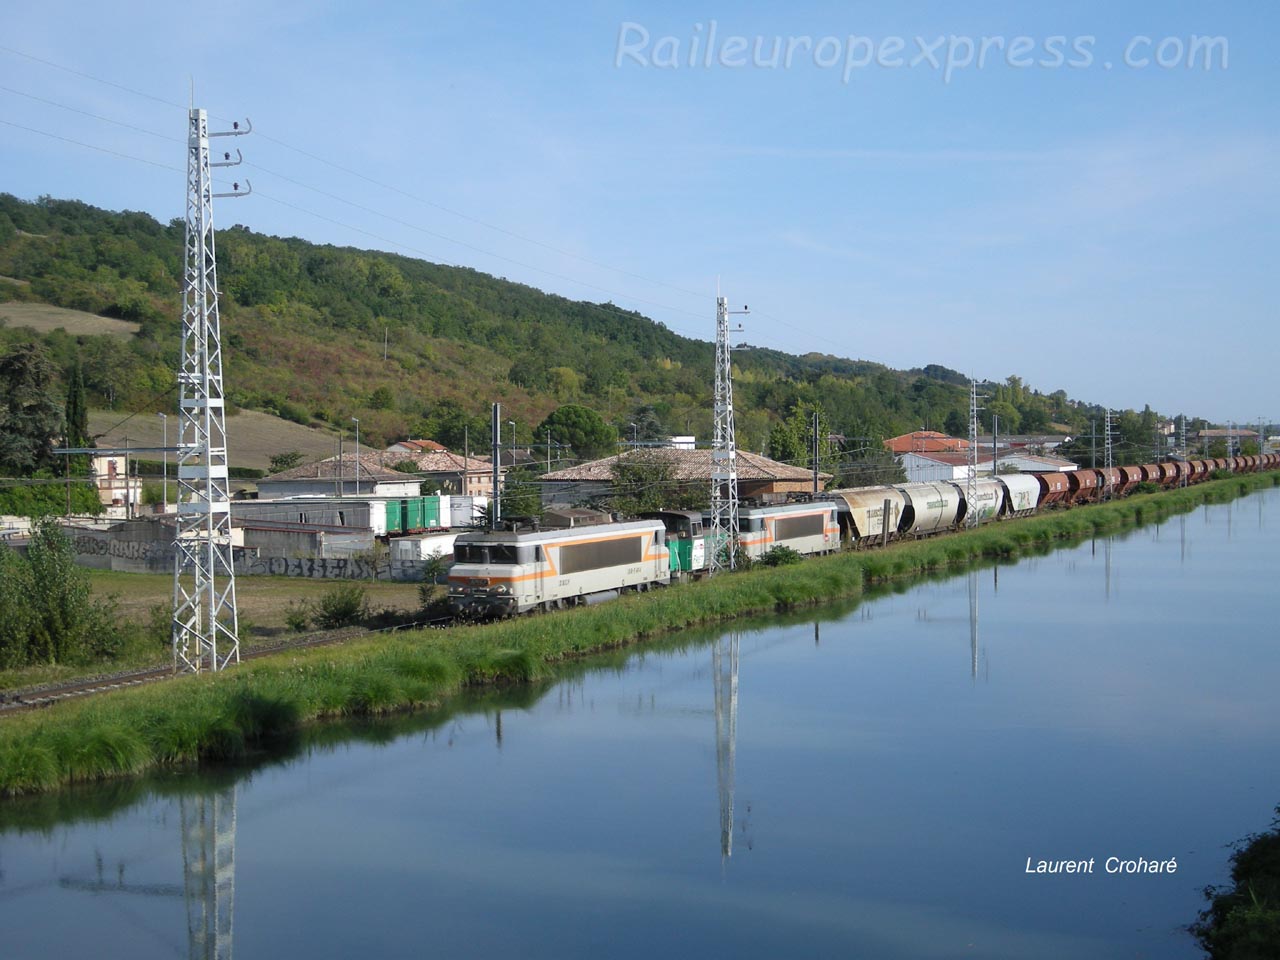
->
88, 408, 343, 472
0, 302, 140, 337
1, 471, 1276, 797
0, 573, 426, 693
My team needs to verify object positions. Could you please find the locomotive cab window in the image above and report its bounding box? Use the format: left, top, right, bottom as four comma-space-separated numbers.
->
489, 545, 518, 565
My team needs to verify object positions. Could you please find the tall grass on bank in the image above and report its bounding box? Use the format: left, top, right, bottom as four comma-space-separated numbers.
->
2, 471, 1277, 797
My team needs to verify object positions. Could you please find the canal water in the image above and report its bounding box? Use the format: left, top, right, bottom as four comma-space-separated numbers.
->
3, 489, 1278, 959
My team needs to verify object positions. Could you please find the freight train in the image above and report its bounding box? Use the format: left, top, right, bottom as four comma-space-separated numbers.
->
447, 455, 1278, 618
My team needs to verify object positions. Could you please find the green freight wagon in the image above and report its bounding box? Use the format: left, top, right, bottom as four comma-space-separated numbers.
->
386, 500, 404, 534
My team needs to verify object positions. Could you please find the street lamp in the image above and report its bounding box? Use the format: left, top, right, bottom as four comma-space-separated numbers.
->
351, 417, 360, 495
158, 412, 167, 513
630, 422, 638, 449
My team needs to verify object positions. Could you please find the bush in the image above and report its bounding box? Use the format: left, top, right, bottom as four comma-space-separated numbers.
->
284, 600, 312, 633
1192, 806, 1280, 958
312, 583, 368, 629
756, 545, 803, 567
1, 521, 121, 666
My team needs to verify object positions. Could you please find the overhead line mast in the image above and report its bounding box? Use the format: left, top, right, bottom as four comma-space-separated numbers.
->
709, 293, 748, 572
966, 379, 982, 528
172, 106, 251, 674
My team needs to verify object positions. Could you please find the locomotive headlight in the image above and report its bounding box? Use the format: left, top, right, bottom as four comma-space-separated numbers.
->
492, 585, 510, 595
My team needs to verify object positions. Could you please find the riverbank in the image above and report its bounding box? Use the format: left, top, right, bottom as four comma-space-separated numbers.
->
2, 471, 1277, 797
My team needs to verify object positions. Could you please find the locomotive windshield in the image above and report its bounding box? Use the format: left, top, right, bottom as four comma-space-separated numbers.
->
452, 542, 534, 565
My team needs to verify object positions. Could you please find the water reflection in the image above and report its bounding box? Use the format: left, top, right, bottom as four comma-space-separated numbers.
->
179, 788, 237, 960
5, 490, 1279, 959
712, 634, 739, 862
968, 570, 979, 679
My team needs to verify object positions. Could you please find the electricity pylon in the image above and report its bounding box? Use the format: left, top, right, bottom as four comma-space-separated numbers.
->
709, 293, 747, 572
172, 107, 250, 673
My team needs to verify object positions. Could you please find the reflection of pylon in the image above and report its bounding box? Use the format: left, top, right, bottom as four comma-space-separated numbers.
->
713, 633, 739, 861
968, 570, 978, 679
181, 786, 236, 960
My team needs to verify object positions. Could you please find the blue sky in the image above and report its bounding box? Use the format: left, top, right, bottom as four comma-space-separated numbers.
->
2, 1, 1275, 424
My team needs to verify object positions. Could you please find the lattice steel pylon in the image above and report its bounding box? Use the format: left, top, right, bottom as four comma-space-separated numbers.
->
1180, 415, 1188, 486
965, 379, 982, 527
713, 632, 740, 862
173, 108, 250, 673
709, 294, 747, 572
1103, 408, 1114, 498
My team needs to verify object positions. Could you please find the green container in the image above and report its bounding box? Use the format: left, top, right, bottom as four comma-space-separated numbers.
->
422, 496, 441, 529
670, 538, 693, 574
407, 498, 423, 531
385, 501, 403, 534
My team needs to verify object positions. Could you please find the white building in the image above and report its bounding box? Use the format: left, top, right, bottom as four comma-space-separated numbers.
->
899, 451, 996, 484
90, 453, 143, 510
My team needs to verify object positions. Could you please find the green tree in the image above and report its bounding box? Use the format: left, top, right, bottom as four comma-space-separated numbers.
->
0, 342, 64, 476
987, 400, 1021, 435
368, 385, 395, 411
500, 466, 543, 518
537, 404, 617, 461
269, 450, 305, 474
767, 418, 803, 466
0, 544, 35, 668
63, 358, 91, 477
607, 450, 705, 515
17, 520, 119, 665
769, 402, 839, 483
836, 442, 907, 488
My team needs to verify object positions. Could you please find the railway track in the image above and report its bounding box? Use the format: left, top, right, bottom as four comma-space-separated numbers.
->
0, 615, 454, 717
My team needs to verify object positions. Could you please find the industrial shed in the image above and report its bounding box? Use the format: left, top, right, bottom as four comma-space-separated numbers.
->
257, 454, 421, 499
538, 449, 830, 507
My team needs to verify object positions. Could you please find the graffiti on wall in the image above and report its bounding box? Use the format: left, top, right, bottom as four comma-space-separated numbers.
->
239, 555, 392, 580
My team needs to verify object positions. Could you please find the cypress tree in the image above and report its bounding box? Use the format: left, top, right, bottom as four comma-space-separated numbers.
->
64, 358, 92, 476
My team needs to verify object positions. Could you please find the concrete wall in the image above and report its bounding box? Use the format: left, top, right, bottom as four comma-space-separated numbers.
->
63, 522, 424, 583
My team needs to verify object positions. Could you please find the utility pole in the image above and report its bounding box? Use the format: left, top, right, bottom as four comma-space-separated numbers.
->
351, 416, 360, 495
159, 412, 168, 513
991, 414, 998, 477
491, 403, 501, 529
709, 292, 748, 572
123, 434, 131, 520
172, 106, 250, 674
811, 409, 819, 495
1090, 420, 1096, 470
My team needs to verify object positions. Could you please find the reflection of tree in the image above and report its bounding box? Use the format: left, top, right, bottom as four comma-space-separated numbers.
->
1191, 805, 1280, 956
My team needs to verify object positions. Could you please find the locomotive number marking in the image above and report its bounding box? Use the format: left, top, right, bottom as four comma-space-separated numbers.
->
626, 566, 642, 575
558, 578, 571, 586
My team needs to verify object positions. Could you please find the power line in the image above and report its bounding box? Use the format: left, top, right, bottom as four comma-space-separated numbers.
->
0, 45, 708, 303
0, 46, 848, 358
0, 82, 181, 142
0, 117, 180, 173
